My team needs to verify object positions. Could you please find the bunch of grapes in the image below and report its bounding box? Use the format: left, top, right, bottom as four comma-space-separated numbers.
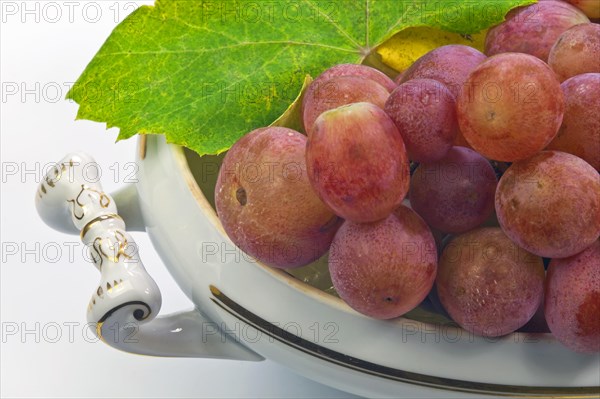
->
215, 0, 600, 354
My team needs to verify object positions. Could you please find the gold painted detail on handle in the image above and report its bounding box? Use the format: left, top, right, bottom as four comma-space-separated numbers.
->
92, 279, 124, 303
44, 163, 62, 188
94, 301, 152, 343
80, 213, 123, 239
68, 184, 111, 221
90, 237, 105, 269
45, 159, 70, 188
88, 228, 132, 271
38, 159, 75, 197
111, 230, 134, 262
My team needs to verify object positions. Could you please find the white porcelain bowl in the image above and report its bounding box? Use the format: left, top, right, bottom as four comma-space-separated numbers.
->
35, 134, 600, 398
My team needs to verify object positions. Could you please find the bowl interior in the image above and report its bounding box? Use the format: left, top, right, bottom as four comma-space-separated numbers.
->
183, 147, 465, 326
183, 147, 550, 332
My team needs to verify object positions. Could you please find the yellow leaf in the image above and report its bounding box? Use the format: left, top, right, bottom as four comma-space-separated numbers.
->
377, 27, 487, 73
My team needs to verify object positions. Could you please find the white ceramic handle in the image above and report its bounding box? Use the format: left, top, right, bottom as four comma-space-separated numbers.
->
35, 152, 262, 360
35, 152, 161, 328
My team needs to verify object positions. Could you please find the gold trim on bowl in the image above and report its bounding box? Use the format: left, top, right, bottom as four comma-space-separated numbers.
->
138, 134, 147, 160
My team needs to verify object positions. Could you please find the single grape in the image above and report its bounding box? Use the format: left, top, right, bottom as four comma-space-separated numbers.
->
545, 240, 600, 353
485, 1, 590, 61
384, 79, 458, 163
306, 102, 409, 223
329, 208, 437, 320
437, 228, 545, 337
548, 23, 600, 82
215, 127, 341, 269
545, 73, 600, 170
409, 147, 498, 234
457, 53, 564, 161
302, 75, 389, 135
495, 151, 600, 258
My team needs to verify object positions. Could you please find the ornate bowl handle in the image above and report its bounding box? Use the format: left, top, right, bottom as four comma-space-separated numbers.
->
35, 152, 261, 361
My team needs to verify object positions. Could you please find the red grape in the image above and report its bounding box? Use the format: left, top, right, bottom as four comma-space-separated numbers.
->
215, 127, 341, 268
329, 208, 437, 319
384, 79, 458, 162
409, 147, 498, 234
437, 228, 545, 337
306, 102, 409, 223
457, 53, 564, 161
548, 23, 600, 82
495, 151, 600, 258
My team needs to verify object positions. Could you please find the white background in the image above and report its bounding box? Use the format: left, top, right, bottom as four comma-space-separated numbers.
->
0, 1, 357, 397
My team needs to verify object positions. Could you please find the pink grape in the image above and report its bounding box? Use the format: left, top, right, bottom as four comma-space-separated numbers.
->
215, 127, 341, 269
306, 102, 410, 223
409, 147, 498, 234
329, 207, 437, 319
437, 228, 545, 337
457, 53, 564, 161
548, 23, 600, 82
495, 151, 600, 258
384, 79, 458, 162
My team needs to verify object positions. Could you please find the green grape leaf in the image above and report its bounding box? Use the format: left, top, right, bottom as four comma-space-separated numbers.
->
67, 0, 535, 155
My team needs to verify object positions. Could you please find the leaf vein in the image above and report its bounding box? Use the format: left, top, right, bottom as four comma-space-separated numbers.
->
98, 40, 358, 57
167, 14, 243, 44
302, 0, 362, 49
381, 2, 416, 42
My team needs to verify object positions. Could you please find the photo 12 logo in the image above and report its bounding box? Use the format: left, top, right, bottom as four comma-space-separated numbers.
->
1, 81, 142, 105
1, 161, 138, 184
1, 1, 143, 24
2, 321, 105, 344
198, 1, 339, 24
